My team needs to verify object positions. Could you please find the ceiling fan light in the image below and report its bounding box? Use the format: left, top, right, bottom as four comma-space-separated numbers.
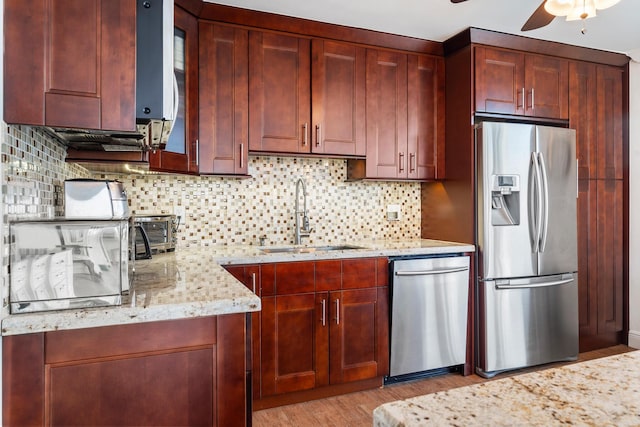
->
593, 0, 621, 10
566, 0, 597, 20
566, 8, 596, 20
544, 0, 576, 16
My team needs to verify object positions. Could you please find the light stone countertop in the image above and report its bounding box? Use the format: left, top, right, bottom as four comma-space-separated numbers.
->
373, 350, 640, 427
1, 238, 473, 336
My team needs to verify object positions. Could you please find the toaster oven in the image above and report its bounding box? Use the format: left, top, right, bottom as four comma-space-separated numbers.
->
133, 214, 178, 253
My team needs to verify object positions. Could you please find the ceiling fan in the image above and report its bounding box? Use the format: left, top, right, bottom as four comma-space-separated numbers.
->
451, 0, 622, 32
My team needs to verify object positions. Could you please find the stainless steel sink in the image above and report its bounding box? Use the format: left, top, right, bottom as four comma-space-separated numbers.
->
260, 245, 366, 254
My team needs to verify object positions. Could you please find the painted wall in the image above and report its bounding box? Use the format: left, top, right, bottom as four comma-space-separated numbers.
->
628, 52, 640, 349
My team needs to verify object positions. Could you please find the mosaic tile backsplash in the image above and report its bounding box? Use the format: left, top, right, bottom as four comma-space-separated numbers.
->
1, 123, 421, 315
1, 124, 90, 315
101, 156, 421, 248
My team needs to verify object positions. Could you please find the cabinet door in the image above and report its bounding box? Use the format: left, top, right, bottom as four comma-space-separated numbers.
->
475, 46, 525, 116
224, 264, 267, 400
4, 0, 136, 131
199, 22, 249, 175
4, 317, 248, 427
365, 49, 408, 179
569, 61, 598, 180
577, 179, 598, 340
408, 54, 445, 180
311, 40, 366, 156
150, 6, 199, 174
596, 65, 624, 180
261, 293, 327, 396
249, 32, 311, 153
524, 54, 568, 119
596, 179, 624, 336
329, 287, 389, 384
48, 348, 216, 425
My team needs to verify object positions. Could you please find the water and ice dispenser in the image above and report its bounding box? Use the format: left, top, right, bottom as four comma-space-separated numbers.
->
491, 174, 520, 226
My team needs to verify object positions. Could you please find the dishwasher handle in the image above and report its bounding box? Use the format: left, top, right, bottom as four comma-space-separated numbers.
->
395, 266, 469, 277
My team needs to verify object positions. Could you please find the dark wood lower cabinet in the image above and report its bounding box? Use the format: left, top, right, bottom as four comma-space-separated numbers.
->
329, 287, 389, 384
261, 293, 321, 397
3, 315, 249, 427
228, 258, 389, 410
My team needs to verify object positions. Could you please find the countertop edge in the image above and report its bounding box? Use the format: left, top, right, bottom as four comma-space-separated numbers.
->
2, 239, 474, 335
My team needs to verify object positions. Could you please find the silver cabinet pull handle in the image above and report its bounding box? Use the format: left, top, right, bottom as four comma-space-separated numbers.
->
321, 299, 326, 326
240, 143, 244, 169
251, 272, 256, 294
316, 124, 321, 147
399, 152, 405, 172
335, 298, 340, 325
196, 139, 199, 165
521, 87, 525, 110
531, 88, 535, 110
303, 123, 308, 146
410, 152, 416, 173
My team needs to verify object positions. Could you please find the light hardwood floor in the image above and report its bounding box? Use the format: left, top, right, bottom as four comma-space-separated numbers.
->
253, 345, 634, 426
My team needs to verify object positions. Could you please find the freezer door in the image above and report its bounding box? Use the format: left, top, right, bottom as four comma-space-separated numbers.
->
535, 125, 577, 275
477, 122, 537, 280
476, 273, 579, 377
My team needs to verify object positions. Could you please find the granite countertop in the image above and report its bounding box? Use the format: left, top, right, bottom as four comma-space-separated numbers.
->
374, 350, 640, 426
1, 238, 473, 336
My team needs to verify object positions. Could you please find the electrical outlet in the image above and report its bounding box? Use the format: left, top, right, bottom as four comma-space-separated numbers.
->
174, 206, 186, 224
387, 204, 401, 221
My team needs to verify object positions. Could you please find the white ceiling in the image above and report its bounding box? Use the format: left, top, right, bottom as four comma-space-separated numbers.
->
204, 0, 640, 56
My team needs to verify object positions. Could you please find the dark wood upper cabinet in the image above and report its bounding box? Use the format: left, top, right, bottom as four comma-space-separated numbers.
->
4, 0, 136, 131
198, 22, 249, 175
408, 54, 445, 180
570, 62, 624, 181
475, 47, 525, 116
249, 31, 311, 154
364, 49, 409, 179
348, 49, 444, 180
475, 46, 568, 119
569, 61, 598, 180
311, 40, 366, 156
150, 6, 199, 174
596, 65, 624, 181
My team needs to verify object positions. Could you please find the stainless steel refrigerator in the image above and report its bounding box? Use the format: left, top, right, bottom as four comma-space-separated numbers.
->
476, 121, 578, 378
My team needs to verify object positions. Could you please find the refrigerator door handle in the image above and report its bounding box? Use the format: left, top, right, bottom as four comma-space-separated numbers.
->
495, 278, 574, 290
538, 152, 549, 252
530, 152, 543, 253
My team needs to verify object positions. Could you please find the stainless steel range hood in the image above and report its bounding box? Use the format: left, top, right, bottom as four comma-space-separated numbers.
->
52, 0, 175, 152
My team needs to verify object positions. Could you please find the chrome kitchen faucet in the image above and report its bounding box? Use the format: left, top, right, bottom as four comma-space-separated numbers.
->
294, 178, 313, 244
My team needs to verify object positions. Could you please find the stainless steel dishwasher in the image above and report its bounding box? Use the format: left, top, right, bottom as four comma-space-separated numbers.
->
387, 255, 470, 382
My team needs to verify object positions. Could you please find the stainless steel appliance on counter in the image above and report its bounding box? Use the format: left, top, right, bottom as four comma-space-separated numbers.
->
65, 178, 151, 260
133, 214, 178, 254
9, 220, 129, 313
476, 121, 578, 378
64, 179, 129, 219
387, 255, 470, 383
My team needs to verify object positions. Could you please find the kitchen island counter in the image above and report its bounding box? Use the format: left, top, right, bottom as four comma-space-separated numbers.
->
2, 238, 473, 335
373, 350, 640, 426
